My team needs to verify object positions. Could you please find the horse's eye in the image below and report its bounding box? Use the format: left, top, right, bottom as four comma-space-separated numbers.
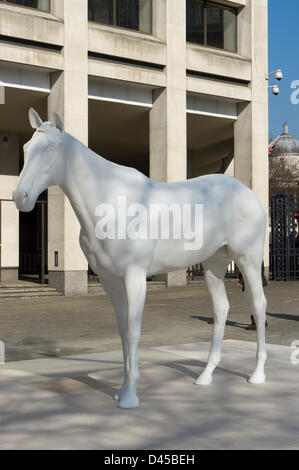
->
51, 146, 57, 152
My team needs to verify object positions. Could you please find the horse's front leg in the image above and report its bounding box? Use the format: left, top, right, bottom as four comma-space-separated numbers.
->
100, 278, 129, 401
113, 312, 129, 402
118, 266, 147, 409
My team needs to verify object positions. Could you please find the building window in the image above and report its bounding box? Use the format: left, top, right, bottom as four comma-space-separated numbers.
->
88, 0, 152, 34
186, 0, 237, 53
0, 0, 50, 11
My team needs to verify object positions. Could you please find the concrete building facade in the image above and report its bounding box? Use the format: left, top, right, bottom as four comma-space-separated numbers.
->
0, 0, 269, 294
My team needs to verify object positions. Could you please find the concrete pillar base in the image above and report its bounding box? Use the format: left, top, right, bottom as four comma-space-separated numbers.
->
263, 265, 270, 281
0, 268, 19, 284
49, 270, 88, 296
153, 270, 187, 287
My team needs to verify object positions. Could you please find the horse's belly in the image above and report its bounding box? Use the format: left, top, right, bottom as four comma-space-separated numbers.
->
147, 239, 225, 276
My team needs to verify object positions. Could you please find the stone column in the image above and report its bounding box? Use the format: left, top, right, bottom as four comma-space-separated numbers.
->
224, 156, 234, 177
150, 0, 187, 287
0, 135, 20, 284
47, 0, 88, 296
234, 0, 269, 272
0, 199, 19, 283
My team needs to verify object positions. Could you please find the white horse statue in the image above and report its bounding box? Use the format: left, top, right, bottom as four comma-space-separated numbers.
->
13, 108, 267, 409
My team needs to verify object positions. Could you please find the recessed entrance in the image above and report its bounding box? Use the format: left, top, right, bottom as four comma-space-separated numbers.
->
19, 195, 47, 284
0, 83, 48, 284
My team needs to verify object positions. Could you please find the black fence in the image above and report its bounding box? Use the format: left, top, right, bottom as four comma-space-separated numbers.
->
187, 261, 238, 280
270, 193, 299, 280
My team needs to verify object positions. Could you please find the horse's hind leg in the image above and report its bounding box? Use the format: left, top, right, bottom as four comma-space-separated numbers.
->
195, 249, 230, 386
119, 265, 147, 409
100, 277, 129, 401
232, 254, 267, 384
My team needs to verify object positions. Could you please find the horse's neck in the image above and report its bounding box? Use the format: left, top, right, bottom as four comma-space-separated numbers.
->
60, 133, 108, 233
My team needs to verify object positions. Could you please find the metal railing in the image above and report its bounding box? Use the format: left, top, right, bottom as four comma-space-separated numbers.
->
187, 261, 239, 280
270, 193, 299, 280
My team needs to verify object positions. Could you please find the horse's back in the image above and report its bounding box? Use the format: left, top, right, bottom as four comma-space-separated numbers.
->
150, 173, 262, 213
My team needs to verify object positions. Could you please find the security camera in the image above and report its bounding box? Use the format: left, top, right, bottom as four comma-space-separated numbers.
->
275, 69, 283, 81
272, 85, 280, 96
266, 69, 283, 82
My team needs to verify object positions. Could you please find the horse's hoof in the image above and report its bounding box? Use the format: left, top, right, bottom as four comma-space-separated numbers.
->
114, 385, 128, 401
248, 372, 266, 384
195, 373, 213, 386
118, 392, 139, 409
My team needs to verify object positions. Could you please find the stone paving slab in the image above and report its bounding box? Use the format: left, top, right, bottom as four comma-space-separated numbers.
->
0, 340, 298, 450
0, 280, 298, 362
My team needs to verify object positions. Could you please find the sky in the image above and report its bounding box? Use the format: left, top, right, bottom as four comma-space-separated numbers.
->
268, 0, 299, 141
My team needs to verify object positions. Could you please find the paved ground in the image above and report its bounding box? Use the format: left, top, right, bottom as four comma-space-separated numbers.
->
0, 280, 298, 450
0, 280, 298, 362
0, 340, 298, 450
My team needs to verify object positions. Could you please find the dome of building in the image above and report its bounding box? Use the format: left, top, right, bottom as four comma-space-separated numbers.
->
271, 123, 299, 157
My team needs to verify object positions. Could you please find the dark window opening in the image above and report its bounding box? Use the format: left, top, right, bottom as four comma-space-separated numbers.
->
88, 0, 152, 34
0, 0, 50, 12
186, 0, 237, 53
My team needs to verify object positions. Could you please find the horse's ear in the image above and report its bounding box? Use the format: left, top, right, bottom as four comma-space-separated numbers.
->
29, 108, 43, 130
52, 111, 64, 133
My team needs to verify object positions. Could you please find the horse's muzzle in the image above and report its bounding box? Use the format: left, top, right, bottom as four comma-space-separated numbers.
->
13, 189, 34, 212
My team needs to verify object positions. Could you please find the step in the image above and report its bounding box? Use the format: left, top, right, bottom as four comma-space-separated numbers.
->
88, 284, 105, 296
0, 292, 62, 299
0, 285, 62, 299
0, 287, 57, 293
146, 281, 167, 291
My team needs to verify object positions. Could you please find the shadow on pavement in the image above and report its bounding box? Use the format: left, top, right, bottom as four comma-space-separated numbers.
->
190, 315, 250, 330
266, 312, 299, 322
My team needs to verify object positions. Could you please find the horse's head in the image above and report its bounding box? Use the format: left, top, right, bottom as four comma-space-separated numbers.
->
13, 108, 65, 212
